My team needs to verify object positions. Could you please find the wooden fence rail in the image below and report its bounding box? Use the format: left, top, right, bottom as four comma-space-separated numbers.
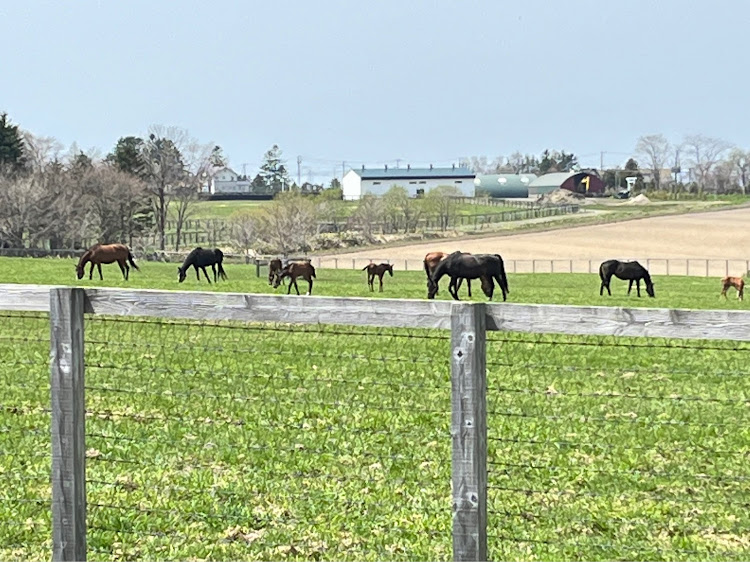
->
3, 284, 750, 560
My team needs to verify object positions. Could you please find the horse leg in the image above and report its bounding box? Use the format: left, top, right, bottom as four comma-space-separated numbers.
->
97, 263, 103, 280
636, 279, 641, 297
379, 273, 384, 292
194, 265, 200, 281
307, 276, 313, 296
118, 260, 128, 280
293, 278, 300, 295
465, 278, 472, 298
88, 263, 95, 280
368, 274, 374, 292
449, 278, 460, 301
627, 279, 634, 295
211, 264, 217, 282
287, 279, 293, 294
201, 266, 212, 284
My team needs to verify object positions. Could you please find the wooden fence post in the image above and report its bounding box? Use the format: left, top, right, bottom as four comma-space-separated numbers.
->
451, 302, 487, 562
50, 288, 87, 562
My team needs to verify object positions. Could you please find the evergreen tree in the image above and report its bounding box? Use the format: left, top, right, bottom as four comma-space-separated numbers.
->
259, 144, 292, 194
0, 113, 27, 173
107, 136, 146, 177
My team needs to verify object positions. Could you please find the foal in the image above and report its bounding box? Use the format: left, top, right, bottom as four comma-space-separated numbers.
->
273, 261, 316, 295
363, 262, 393, 292
721, 276, 744, 300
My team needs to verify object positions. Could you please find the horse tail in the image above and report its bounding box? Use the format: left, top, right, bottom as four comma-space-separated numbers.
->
217, 261, 228, 280
310, 264, 317, 278
499, 258, 509, 295
127, 250, 140, 271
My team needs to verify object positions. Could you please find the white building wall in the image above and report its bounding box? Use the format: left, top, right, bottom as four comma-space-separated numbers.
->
342, 170, 363, 201
342, 170, 475, 200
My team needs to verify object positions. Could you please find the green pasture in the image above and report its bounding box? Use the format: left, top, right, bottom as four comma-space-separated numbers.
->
1, 258, 749, 560
0, 255, 745, 310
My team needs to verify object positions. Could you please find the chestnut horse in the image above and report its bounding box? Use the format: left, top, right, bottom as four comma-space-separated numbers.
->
363, 262, 393, 292
273, 261, 316, 295
424, 251, 493, 298
76, 243, 139, 280
721, 276, 744, 300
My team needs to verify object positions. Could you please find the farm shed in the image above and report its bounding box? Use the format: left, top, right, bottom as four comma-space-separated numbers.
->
473, 174, 536, 198
342, 165, 475, 200
529, 172, 605, 196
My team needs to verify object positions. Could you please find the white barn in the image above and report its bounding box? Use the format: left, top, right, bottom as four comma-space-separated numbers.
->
342, 165, 476, 200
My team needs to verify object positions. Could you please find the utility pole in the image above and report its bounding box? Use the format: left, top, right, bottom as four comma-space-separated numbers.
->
297, 156, 302, 186
600, 151, 605, 171
342, 161, 346, 178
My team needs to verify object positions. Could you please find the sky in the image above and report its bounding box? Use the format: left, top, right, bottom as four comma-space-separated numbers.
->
1, 0, 748, 183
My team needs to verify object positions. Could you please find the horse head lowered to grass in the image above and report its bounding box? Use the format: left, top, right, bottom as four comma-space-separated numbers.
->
76, 243, 140, 281
428, 251, 509, 301
599, 259, 654, 298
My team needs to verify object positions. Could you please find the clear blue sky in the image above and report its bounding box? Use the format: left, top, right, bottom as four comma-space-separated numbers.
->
1, 0, 747, 181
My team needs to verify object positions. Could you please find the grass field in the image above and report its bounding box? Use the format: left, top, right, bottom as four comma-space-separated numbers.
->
1, 258, 749, 561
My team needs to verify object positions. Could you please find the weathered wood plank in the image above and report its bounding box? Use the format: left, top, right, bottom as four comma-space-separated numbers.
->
0, 283, 54, 311
83, 288, 454, 329
486, 302, 750, 341
451, 303, 487, 562
50, 288, 87, 562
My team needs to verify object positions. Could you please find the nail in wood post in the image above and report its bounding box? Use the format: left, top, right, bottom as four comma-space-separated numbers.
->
50, 288, 87, 561
451, 302, 487, 561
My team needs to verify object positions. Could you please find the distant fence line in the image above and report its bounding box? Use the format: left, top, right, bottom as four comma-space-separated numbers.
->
3, 285, 750, 560
258, 256, 750, 278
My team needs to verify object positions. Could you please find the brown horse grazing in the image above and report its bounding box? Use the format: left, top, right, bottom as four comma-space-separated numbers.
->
76, 243, 140, 280
721, 276, 744, 300
423, 251, 493, 298
363, 262, 393, 292
273, 262, 316, 295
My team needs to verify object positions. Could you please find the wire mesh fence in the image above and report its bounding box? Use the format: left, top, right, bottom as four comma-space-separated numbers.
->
82, 316, 453, 560
0, 311, 52, 560
485, 331, 750, 561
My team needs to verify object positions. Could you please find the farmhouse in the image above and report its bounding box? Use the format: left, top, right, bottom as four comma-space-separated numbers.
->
473, 174, 537, 198
528, 171, 605, 197
342, 165, 475, 200
205, 167, 252, 195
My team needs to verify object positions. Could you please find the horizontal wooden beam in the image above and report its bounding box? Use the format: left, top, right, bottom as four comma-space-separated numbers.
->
83, 288, 455, 330
0, 283, 55, 311
486, 302, 750, 341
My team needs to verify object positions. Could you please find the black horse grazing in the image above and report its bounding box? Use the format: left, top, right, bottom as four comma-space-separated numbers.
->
428, 251, 509, 301
178, 247, 228, 283
599, 259, 654, 298
363, 262, 393, 292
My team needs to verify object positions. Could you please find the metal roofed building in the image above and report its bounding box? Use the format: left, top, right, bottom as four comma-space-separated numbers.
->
473, 174, 537, 198
342, 165, 476, 200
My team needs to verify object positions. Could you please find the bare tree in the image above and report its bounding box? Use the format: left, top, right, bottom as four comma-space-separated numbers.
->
141, 126, 213, 251
681, 134, 732, 193
351, 194, 383, 243
255, 192, 318, 254
727, 148, 750, 195
423, 184, 462, 231
635, 134, 671, 191
229, 211, 259, 258
22, 132, 63, 173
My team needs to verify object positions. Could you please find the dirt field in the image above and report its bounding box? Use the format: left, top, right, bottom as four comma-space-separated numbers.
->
316, 206, 750, 277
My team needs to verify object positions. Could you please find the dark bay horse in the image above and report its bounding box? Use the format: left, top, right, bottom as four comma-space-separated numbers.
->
423, 251, 493, 298
363, 262, 393, 292
76, 243, 140, 280
268, 258, 284, 285
599, 259, 654, 298
273, 261, 316, 295
721, 276, 744, 300
178, 247, 227, 283
428, 251, 509, 301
